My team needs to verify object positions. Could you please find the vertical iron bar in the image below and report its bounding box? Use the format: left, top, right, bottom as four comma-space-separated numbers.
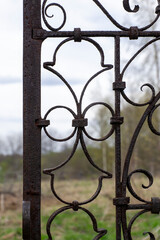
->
23, 0, 42, 239
114, 36, 122, 240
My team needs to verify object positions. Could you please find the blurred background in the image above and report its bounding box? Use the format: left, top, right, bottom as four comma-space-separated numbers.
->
0, 0, 160, 239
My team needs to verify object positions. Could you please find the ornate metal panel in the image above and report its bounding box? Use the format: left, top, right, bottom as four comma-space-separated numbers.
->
23, 0, 160, 239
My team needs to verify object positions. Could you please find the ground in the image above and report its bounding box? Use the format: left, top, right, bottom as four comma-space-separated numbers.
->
0, 178, 160, 239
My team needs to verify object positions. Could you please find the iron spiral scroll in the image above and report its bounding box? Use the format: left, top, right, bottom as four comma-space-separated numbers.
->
38, 0, 160, 239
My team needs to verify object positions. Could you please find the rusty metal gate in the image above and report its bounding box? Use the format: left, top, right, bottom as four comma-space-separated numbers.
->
23, 1, 160, 239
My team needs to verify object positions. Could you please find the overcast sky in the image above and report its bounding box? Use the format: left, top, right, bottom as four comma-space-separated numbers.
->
0, 0, 158, 139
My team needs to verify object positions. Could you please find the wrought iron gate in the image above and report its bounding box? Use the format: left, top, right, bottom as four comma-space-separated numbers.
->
23, 1, 160, 239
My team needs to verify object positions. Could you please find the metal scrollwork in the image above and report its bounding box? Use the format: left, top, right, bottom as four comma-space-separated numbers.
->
124, 169, 158, 239
148, 103, 160, 136
41, 26, 160, 240
143, 232, 156, 240
44, 173, 108, 240
120, 38, 160, 107
123, 0, 139, 13
43, 106, 77, 142
92, 0, 160, 31
23, 0, 160, 238
82, 102, 115, 141
128, 210, 155, 240
36, 1, 160, 240
42, 0, 66, 31
46, 206, 107, 240
42, 38, 114, 239
127, 169, 153, 203
120, 35, 160, 238
121, 83, 156, 107
122, 90, 160, 195
121, 37, 160, 80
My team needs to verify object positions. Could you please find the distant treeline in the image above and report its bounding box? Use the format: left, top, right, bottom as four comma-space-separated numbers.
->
0, 92, 160, 182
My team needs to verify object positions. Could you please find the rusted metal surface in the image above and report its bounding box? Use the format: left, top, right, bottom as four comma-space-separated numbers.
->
23, 201, 31, 239
23, 0, 160, 239
23, 0, 42, 239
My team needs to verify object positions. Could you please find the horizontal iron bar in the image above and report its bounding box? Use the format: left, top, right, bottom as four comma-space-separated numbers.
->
127, 204, 152, 210
33, 29, 160, 40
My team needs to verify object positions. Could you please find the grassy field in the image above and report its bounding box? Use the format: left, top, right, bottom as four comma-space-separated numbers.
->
0, 178, 160, 239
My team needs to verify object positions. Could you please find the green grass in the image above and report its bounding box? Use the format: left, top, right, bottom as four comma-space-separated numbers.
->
1, 178, 160, 239
1, 205, 160, 239
126, 212, 160, 240
41, 205, 160, 240
0, 212, 22, 239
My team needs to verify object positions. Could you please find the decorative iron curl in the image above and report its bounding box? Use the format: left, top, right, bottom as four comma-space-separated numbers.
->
82, 102, 114, 141
43, 135, 111, 239
42, 0, 66, 31
128, 210, 155, 240
120, 37, 160, 107
43, 37, 113, 111
121, 37, 160, 80
43, 173, 110, 206
122, 91, 160, 194
123, 0, 139, 13
148, 103, 160, 135
127, 169, 153, 203
42, 36, 114, 239
43, 126, 112, 177
42, 37, 114, 176
80, 132, 112, 177
46, 206, 107, 240
43, 37, 113, 69
43, 105, 77, 142
43, 129, 81, 173
121, 83, 155, 107
92, 0, 160, 31
143, 232, 155, 240
42, 36, 114, 144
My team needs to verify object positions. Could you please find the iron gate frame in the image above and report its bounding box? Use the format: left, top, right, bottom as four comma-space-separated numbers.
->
23, 0, 160, 239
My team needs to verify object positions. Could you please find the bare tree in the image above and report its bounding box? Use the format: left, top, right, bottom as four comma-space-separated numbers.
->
5, 133, 23, 155
125, 0, 160, 90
